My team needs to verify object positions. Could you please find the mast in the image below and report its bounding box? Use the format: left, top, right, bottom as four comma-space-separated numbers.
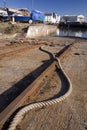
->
3, 0, 7, 8
32, 0, 34, 10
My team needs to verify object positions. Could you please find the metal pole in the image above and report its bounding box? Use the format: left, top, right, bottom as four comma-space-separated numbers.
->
32, 0, 34, 10
3, 0, 7, 8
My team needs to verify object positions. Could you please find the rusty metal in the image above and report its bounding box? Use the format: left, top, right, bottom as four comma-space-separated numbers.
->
0, 43, 74, 130
0, 44, 43, 59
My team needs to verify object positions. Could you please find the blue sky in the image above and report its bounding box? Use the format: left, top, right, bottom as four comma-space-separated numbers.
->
0, 0, 87, 19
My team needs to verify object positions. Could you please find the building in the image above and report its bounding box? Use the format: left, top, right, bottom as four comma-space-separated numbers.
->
61, 15, 85, 23
45, 13, 60, 24
77, 15, 85, 22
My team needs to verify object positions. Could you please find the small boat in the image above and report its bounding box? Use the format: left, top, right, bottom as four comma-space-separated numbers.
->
14, 15, 31, 22
6, 8, 31, 22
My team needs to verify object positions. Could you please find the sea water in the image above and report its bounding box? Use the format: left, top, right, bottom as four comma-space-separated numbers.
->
56, 27, 87, 39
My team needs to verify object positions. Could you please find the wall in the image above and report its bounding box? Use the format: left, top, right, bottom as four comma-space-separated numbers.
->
45, 14, 60, 24
26, 25, 57, 38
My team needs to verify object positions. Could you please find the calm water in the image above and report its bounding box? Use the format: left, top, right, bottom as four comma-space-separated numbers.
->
56, 28, 87, 39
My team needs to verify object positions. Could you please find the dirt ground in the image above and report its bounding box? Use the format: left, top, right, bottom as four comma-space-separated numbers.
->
0, 35, 87, 130
0, 36, 73, 94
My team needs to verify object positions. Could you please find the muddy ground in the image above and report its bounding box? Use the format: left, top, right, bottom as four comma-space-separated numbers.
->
0, 35, 87, 130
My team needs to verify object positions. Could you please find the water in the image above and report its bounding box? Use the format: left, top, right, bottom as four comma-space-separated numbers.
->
56, 28, 87, 39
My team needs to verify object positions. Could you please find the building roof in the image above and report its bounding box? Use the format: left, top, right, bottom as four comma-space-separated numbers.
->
63, 15, 84, 18
78, 15, 84, 18
45, 13, 53, 16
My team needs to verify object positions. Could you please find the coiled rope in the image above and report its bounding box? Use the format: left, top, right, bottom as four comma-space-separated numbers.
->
8, 56, 72, 130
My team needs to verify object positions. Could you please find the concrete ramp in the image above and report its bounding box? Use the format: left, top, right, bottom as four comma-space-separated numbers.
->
26, 25, 57, 38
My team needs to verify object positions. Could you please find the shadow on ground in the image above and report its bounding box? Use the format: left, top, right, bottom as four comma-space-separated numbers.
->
0, 47, 54, 112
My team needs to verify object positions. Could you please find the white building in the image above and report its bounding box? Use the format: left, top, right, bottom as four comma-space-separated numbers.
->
45, 13, 60, 24
77, 15, 85, 22
61, 15, 85, 23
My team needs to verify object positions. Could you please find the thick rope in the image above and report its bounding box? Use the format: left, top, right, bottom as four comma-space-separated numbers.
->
8, 57, 72, 130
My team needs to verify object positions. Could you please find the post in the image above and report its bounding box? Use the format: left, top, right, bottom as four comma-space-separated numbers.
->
12, 16, 15, 23
67, 23, 70, 36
